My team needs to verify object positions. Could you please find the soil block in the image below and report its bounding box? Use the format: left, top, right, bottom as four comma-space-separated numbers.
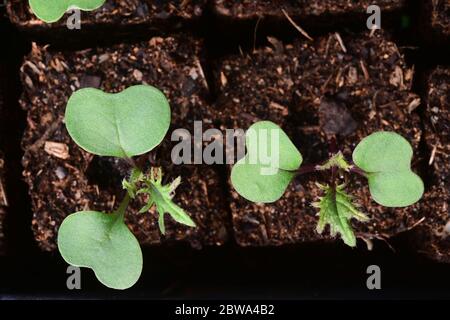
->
417, 66, 450, 262
423, 0, 450, 44
214, 31, 425, 247
19, 36, 229, 251
7, 0, 206, 42
213, 0, 406, 32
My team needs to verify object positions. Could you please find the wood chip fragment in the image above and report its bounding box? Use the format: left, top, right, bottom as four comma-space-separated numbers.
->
389, 66, 405, 89
407, 97, 421, 113
195, 59, 209, 90
0, 180, 7, 207
133, 69, 143, 81
359, 60, 370, 80
44, 141, 70, 160
0, 159, 8, 207
334, 32, 347, 53
407, 217, 426, 231
282, 9, 313, 41
0, 159, 7, 207
429, 145, 437, 165
269, 102, 289, 116
23, 61, 42, 75
220, 72, 228, 87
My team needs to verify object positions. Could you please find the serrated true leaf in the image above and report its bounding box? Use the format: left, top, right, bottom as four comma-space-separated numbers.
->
231, 121, 302, 203
139, 168, 196, 234
57, 210, 143, 290
29, 0, 106, 23
65, 85, 171, 158
315, 185, 368, 247
352, 131, 424, 207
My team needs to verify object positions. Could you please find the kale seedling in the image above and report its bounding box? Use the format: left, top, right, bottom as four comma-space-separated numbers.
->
58, 85, 196, 290
29, 0, 106, 23
231, 121, 424, 247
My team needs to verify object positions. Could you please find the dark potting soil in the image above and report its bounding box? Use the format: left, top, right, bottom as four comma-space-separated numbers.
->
19, 36, 229, 252
213, 31, 429, 247
7, 0, 206, 40
416, 66, 450, 263
213, 0, 405, 21
428, 0, 450, 39
418, 0, 450, 49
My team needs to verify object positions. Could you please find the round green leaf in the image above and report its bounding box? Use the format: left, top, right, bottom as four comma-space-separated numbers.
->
246, 121, 302, 171
368, 171, 424, 207
65, 85, 171, 158
231, 158, 296, 203
231, 121, 302, 203
29, 0, 106, 23
352, 131, 424, 207
57, 211, 143, 290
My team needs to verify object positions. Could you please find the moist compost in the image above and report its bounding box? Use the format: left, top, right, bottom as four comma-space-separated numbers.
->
417, 66, 450, 263
20, 36, 229, 251
213, 0, 405, 25
7, 0, 206, 40
213, 31, 427, 247
428, 0, 450, 39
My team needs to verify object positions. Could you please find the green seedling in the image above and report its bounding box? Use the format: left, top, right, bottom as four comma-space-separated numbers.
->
231, 121, 424, 247
231, 121, 302, 203
58, 85, 196, 290
29, 0, 106, 23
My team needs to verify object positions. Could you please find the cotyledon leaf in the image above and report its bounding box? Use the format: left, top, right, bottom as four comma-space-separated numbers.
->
29, 0, 106, 23
65, 85, 171, 159
231, 121, 302, 203
352, 131, 424, 207
57, 210, 143, 290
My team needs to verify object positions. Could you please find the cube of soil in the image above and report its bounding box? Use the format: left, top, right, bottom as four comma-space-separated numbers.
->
417, 67, 450, 262
213, 0, 405, 26
423, 0, 450, 43
20, 37, 229, 251
215, 31, 424, 247
7, 0, 206, 39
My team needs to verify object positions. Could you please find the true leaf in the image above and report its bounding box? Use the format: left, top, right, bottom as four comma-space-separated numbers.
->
139, 168, 196, 234
29, 0, 106, 23
57, 210, 143, 290
231, 121, 302, 203
352, 131, 424, 207
65, 85, 171, 158
314, 184, 369, 247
